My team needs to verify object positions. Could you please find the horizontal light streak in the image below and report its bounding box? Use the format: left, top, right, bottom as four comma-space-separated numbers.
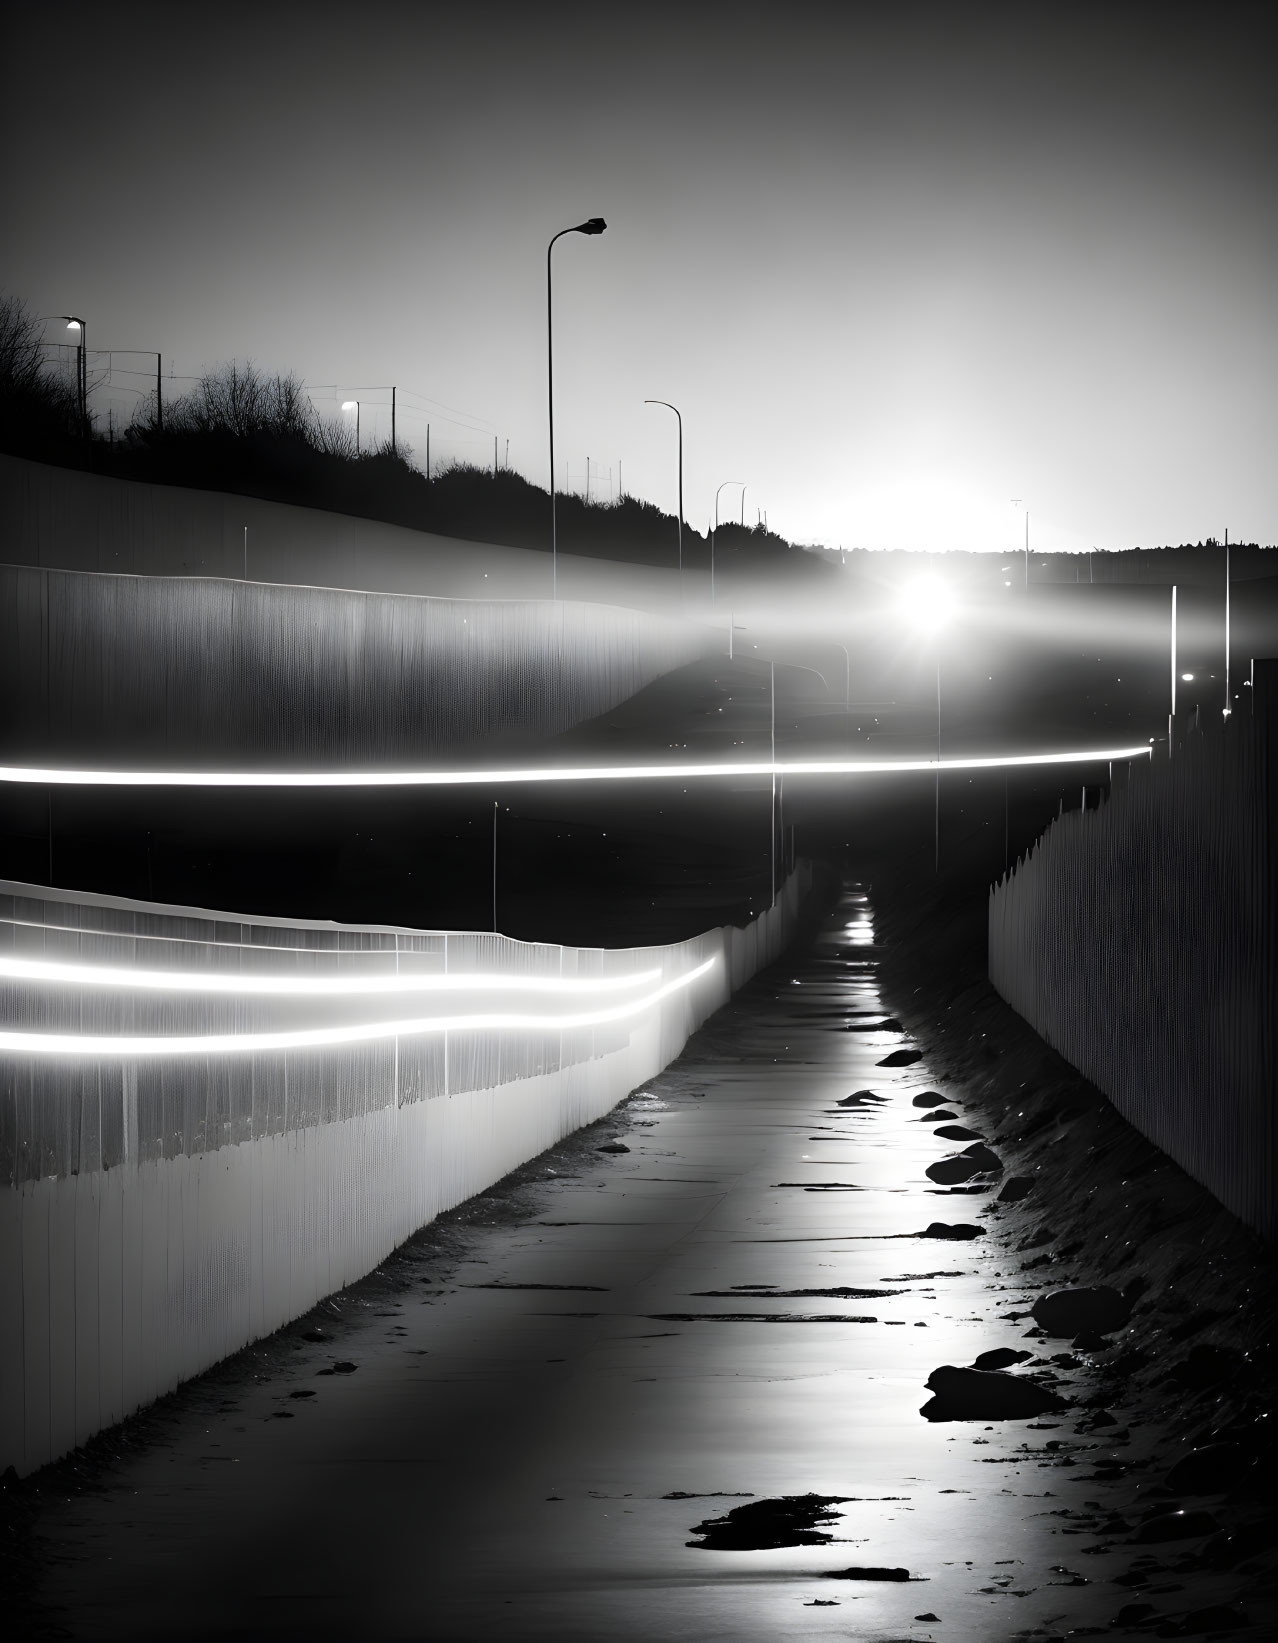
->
0, 746, 1153, 789
0, 958, 717, 1058
0, 955, 660, 997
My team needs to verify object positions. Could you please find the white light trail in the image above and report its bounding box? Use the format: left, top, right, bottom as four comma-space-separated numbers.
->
0, 958, 717, 1058
0, 956, 661, 997
0, 746, 1154, 790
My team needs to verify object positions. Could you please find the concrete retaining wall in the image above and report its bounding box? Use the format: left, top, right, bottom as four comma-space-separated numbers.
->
0, 562, 720, 767
0, 868, 810, 1475
988, 666, 1276, 1240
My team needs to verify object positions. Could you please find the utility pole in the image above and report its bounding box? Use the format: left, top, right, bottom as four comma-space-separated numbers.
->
391, 386, 397, 456
1224, 531, 1231, 718
156, 352, 163, 433
492, 803, 498, 932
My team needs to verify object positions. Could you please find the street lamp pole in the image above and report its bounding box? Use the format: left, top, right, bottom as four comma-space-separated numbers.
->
547, 217, 607, 600
61, 316, 86, 429
342, 400, 360, 454
712, 480, 742, 604
644, 400, 683, 573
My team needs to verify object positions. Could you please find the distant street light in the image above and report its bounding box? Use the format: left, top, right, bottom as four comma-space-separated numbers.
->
547, 217, 607, 598
711, 479, 742, 604
61, 316, 86, 428
644, 400, 683, 573
342, 400, 360, 454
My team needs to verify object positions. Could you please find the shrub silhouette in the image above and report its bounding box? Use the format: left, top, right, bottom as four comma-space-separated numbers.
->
0, 293, 82, 456
1, 310, 831, 581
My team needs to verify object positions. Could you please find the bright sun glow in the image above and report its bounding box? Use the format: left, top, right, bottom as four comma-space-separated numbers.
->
0, 957, 718, 1057
898, 574, 956, 634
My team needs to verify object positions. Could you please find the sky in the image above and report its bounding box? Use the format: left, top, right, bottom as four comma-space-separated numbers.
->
5, 0, 1275, 555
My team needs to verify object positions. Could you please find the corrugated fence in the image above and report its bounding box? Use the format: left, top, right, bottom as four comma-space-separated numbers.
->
988, 664, 1276, 1240
0, 867, 810, 1475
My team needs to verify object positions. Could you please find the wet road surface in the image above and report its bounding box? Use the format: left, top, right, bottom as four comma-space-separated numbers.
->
13, 889, 1238, 1640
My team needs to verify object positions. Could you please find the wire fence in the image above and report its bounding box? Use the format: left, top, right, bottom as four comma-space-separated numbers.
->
989, 663, 1276, 1240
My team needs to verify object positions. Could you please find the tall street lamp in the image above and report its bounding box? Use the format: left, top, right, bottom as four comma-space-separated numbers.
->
644, 400, 683, 572
61, 316, 86, 428
711, 479, 742, 604
342, 400, 360, 455
547, 217, 606, 599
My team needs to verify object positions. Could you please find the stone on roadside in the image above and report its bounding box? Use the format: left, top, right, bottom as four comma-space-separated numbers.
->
959, 1141, 1003, 1174
934, 1124, 982, 1141
877, 1048, 923, 1066
998, 1175, 1035, 1202
912, 1092, 947, 1107
920, 1364, 1067, 1421
1132, 1508, 1220, 1544
596, 1142, 630, 1154
972, 1347, 1032, 1370
926, 1154, 981, 1184
1164, 1442, 1249, 1495
919, 1221, 983, 1239
1032, 1285, 1131, 1338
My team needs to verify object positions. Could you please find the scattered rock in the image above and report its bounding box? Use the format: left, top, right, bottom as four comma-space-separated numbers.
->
1166, 1345, 1240, 1391
919, 1221, 983, 1240
997, 1175, 1035, 1203
836, 1088, 886, 1105
877, 1048, 923, 1066
920, 1110, 960, 1123
1113, 1603, 1158, 1625
1031, 1286, 1132, 1338
1132, 1508, 1221, 1544
300, 1329, 327, 1343
315, 1360, 358, 1376
972, 1348, 1033, 1371
915, 1615, 941, 1624
824, 1566, 911, 1581
287, 1389, 316, 1400
596, 1142, 630, 1154
933, 1124, 983, 1141
920, 1364, 1068, 1421
879, 1018, 903, 1031
959, 1142, 1003, 1174
1071, 1332, 1113, 1353
1196, 1522, 1270, 1569
926, 1154, 983, 1185
1164, 1442, 1248, 1495
1173, 1602, 1248, 1633
687, 1494, 849, 1550
912, 1091, 947, 1107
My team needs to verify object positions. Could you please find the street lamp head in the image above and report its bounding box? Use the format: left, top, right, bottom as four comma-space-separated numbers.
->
341, 401, 358, 412
63, 317, 83, 330
575, 217, 607, 235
